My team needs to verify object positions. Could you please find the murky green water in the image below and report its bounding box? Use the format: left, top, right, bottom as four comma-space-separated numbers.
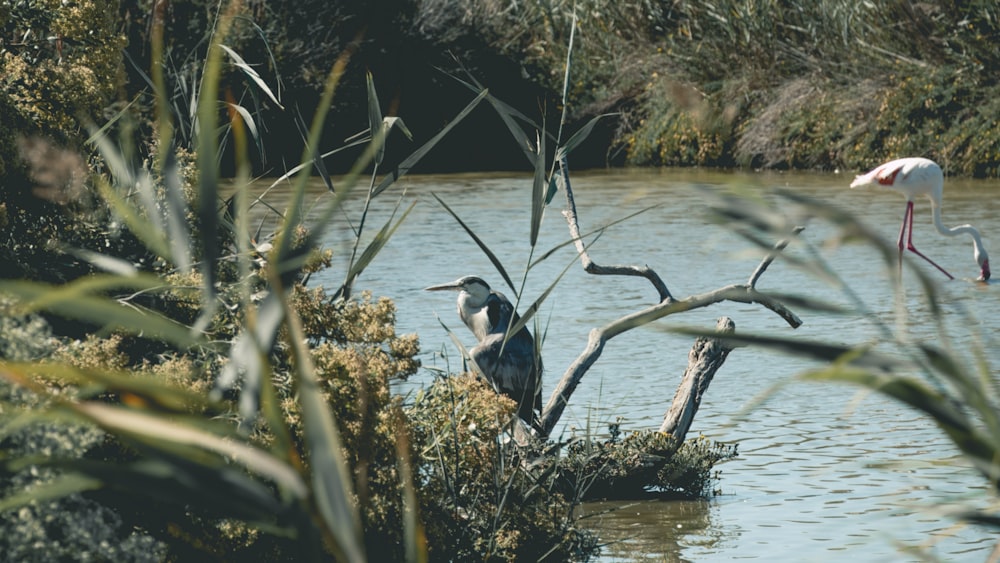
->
262, 167, 1000, 561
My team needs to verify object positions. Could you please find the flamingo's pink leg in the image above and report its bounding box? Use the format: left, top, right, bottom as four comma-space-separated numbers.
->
902, 201, 955, 280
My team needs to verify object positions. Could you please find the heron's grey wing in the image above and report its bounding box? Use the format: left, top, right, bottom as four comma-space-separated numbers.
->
472, 333, 541, 423
485, 291, 518, 333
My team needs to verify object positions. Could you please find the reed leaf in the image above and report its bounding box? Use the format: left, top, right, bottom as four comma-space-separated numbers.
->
798, 367, 1000, 483
344, 200, 417, 291
293, 107, 336, 193
448, 71, 542, 167
372, 89, 489, 198
91, 165, 172, 264
3, 454, 294, 526
0, 474, 101, 514
72, 401, 308, 498
278, 282, 365, 563
367, 71, 385, 165
161, 150, 194, 272
0, 279, 198, 349
225, 101, 260, 143
506, 246, 589, 342
1, 361, 218, 414
530, 131, 546, 246
555, 113, 616, 162
664, 326, 908, 372
430, 192, 515, 294
276, 48, 352, 264
219, 44, 283, 109
214, 290, 285, 424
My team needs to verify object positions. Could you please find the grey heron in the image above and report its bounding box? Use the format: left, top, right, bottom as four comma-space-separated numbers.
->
425, 276, 542, 426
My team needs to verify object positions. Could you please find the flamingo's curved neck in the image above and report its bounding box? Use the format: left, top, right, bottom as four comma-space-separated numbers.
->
930, 203, 989, 260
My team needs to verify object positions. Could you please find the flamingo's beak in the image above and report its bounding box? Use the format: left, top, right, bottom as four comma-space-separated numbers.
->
979, 259, 991, 282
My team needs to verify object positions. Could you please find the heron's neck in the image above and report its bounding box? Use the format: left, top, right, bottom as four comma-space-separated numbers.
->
931, 203, 989, 259
458, 293, 491, 341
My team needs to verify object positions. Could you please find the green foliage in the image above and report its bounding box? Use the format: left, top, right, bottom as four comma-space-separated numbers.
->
408, 373, 599, 561
1, 0, 125, 137
626, 76, 735, 167
0, 3, 605, 561
560, 425, 737, 500
599, 0, 1000, 174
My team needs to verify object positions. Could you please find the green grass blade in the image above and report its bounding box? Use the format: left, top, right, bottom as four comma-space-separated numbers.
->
278, 287, 365, 563
91, 167, 172, 264
367, 71, 385, 165
162, 150, 194, 272
0, 279, 199, 349
799, 367, 1000, 480
664, 327, 907, 372
530, 130, 546, 247
431, 192, 515, 294
447, 71, 543, 167
3, 361, 218, 414
275, 48, 353, 266
344, 200, 416, 290
0, 473, 102, 513
556, 113, 617, 161
219, 44, 283, 110
506, 246, 582, 340
73, 401, 308, 497
372, 89, 489, 198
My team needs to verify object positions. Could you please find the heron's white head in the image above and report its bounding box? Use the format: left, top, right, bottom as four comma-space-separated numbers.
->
424, 276, 492, 306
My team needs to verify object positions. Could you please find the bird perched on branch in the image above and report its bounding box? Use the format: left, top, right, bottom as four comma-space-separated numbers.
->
850, 157, 990, 281
425, 276, 542, 426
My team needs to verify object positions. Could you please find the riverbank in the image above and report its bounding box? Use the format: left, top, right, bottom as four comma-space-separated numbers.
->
446, 0, 1000, 176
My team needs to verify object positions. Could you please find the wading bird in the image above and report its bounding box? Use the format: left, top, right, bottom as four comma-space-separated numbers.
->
850, 157, 990, 281
425, 276, 542, 426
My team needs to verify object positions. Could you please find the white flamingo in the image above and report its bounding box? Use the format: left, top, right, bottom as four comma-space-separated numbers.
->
850, 157, 990, 281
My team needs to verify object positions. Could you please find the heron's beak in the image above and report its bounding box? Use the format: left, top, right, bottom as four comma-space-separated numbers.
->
424, 281, 462, 292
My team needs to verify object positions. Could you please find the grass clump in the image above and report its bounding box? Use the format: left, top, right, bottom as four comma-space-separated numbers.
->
558, 423, 738, 500
409, 373, 600, 561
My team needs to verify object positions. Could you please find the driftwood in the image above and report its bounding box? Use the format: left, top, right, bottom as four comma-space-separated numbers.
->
537, 157, 803, 439
660, 316, 735, 442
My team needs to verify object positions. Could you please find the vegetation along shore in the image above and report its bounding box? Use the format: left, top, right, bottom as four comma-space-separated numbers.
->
2, 1, 999, 561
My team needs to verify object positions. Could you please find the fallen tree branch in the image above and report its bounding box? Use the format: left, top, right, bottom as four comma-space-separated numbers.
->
660, 316, 736, 445
537, 158, 803, 438
557, 156, 673, 303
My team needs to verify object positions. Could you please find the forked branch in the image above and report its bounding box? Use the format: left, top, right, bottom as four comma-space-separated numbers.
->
537, 159, 803, 438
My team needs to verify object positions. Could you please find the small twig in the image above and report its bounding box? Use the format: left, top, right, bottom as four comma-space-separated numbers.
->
748, 225, 806, 288
558, 156, 673, 302
538, 161, 803, 438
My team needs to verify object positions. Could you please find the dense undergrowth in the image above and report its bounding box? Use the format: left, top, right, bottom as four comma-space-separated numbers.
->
7, 1, 1000, 178
7, 0, 995, 559
417, 0, 1000, 175
0, 1, 737, 560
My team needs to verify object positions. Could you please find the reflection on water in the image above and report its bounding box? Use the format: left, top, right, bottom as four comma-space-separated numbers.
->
579, 499, 723, 562
269, 168, 1000, 561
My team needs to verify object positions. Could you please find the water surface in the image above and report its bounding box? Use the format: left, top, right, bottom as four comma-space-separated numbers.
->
282, 167, 1000, 561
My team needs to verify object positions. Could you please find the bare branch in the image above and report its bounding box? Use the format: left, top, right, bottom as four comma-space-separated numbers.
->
660, 316, 735, 443
538, 283, 800, 437
558, 157, 673, 303
748, 225, 805, 288
537, 161, 803, 438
